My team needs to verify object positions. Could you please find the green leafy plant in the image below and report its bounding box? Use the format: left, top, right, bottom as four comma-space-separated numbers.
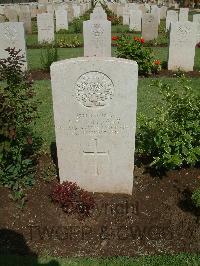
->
192, 188, 200, 208
102, 3, 122, 25
70, 18, 83, 33
51, 181, 95, 217
0, 48, 40, 203
136, 77, 200, 170
40, 43, 58, 71
114, 35, 161, 76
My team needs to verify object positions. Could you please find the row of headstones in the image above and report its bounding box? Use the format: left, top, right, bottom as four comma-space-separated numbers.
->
84, 4, 198, 72
0, 2, 91, 43
0, 1, 91, 69
0, 3, 199, 72
0, 2, 90, 32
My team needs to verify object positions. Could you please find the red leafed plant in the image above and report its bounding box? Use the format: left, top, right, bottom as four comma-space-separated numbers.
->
51, 181, 95, 216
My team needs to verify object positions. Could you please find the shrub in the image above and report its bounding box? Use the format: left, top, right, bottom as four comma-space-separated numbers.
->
136, 77, 200, 170
70, 18, 83, 33
102, 4, 122, 25
192, 188, 200, 208
0, 48, 40, 203
40, 43, 58, 71
114, 35, 161, 76
51, 181, 95, 216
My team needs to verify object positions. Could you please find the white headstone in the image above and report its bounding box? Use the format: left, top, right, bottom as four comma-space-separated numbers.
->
129, 9, 142, 31
122, 6, 129, 25
193, 14, 200, 44
0, 22, 27, 70
50, 57, 138, 194
37, 4, 47, 14
83, 6, 111, 57
37, 13, 54, 44
168, 21, 197, 71
142, 13, 158, 41
4, 6, 18, 22
151, 5, 160, 24
179, 8, 189, 22
55, 9, 68, 32
30, 3, 38, 18
117, 3, 124, 17
166, 10, 178, 31
160, 6, 167, 19
90, 3, 107, 20
19, 6, 32, 34
73, 4, 81, 18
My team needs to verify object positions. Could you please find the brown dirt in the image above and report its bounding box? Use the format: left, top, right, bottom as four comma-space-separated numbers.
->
0, 154, 200, 257
30, 70, 50, 81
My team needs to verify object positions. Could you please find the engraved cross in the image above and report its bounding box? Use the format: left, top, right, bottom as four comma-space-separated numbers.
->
83, 139, 109, 176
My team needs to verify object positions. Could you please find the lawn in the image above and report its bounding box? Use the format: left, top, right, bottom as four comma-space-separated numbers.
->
27, 46, 200, 71
0, 253, 200, 266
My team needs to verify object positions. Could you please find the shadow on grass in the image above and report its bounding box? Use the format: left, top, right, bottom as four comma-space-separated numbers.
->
0, 229, 59, 266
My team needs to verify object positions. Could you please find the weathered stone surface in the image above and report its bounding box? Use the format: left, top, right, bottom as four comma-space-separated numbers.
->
122, 6, 129, 26
4, 6, 18, 22
50, 57, 138, 194
166, 10, 178, 31
19, 5, 32, 34
168, 21, 197, 71
83, 19, 111, 57
55, 9, 68, 32
193, 14, 200, 43
142, 13, 158, 41
0, 22, 27, 70
179, 8, 189, 22
37, 13, 54, 43
129, 9, 142, 31
160, 6, 167, 19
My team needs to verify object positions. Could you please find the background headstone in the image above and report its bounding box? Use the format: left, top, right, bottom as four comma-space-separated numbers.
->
55, 9, 68, 32
84, 5, 111, 57
37, 13, 54, 43
166, 10, 178, 31
160, 6, 167, 19
19, 5, 32, 34
168, 21, 197, 71
142, 13, 158, 41
179, 8, 189, 22
129, 9, 142, 32
193, 14, 200, 44
0, 22, 27, 70
122, 5, 129, 25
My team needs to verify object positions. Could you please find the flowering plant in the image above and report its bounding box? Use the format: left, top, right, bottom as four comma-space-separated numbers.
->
114, 35, 161, 76
51, 181, 95, 216
57, 36, 82, 48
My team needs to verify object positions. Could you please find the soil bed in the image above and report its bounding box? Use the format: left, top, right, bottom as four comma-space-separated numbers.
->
0, 155, 200, 257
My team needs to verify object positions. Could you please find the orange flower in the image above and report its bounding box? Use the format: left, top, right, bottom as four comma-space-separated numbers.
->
154, 60, 161, 65
112, 36, 119, 41
134, 36, 139, 41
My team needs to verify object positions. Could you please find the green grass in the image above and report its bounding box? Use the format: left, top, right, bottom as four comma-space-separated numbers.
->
27, 46, 200, 71
0, 253, 200, 266
33, 77, 200, 153
27, 48, 84, 70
